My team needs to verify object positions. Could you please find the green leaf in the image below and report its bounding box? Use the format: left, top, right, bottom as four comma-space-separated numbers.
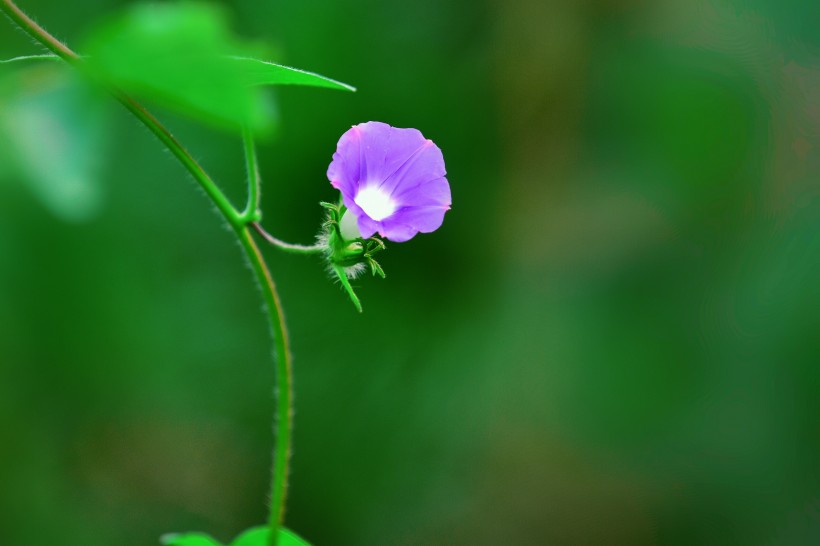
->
82, 1, 266, 133
229, 527, 267, 546
81, 2, 353, 134
158, 527, 310, 546
0, 64, 109, 222
0, 54, 60, 65
230, 527, 312, 546
231, 57, 355, 92
160, 532, 224, 546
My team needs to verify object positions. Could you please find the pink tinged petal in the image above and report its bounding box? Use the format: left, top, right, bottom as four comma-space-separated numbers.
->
327, 124, 375, 198
327, 151, 357, 199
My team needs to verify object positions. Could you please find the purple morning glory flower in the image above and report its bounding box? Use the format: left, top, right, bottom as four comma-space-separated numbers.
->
327, 121, 451, 243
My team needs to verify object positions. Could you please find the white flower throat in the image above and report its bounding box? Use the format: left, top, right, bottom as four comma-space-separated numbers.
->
354, 185, 397, 221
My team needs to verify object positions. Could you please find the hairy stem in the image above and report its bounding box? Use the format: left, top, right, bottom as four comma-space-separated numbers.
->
252, 222, 325, 254
2, 2, 293, 543
237, 227, 293, 545
0, 0, 76, 61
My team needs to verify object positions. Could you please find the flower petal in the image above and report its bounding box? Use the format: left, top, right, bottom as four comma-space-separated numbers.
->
356, 214, 379, 239
327, 121, 450, 242
327, 132, 362, 199
393, 176, 451, 208
388, 205, 448, 234
358, 123, 428, 185
378, 222, 419, 242
379, 141, 446, 199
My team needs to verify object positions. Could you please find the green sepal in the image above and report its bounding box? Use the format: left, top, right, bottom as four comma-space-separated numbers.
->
365, 237, 386, 253
332, 264, 363, 313
367, 257, 386, 279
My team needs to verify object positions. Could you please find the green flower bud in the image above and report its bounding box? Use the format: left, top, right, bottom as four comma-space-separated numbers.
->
318, 201, 387, 311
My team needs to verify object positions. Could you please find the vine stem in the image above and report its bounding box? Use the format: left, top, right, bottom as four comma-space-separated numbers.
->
1, 2, 292, 544
237, 226, 293, 540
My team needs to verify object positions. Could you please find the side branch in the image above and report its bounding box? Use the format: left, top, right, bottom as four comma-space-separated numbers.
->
252, 222, 324, 254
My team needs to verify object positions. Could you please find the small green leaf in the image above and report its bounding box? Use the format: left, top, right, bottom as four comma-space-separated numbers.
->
0, 54, 60, 65
160, 532, 224, 546
160, 527, 310, 546
230, 526, 312, 546
229, 527, 266, 546
277, 528, 313, 546
230, 57, 355, 92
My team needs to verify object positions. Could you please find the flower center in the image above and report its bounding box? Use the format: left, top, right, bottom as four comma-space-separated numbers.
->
354, 185, 397, 221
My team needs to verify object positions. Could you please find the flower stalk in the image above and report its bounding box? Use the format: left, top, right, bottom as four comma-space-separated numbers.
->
252, 222, 324, 255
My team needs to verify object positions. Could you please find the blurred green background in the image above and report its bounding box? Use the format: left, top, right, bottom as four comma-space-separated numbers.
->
1, 0, 818, 545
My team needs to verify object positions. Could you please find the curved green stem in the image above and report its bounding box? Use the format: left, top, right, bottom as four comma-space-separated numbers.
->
252, 222, 324, 255
237, 227, 293, 545
123, 95, 244, 224
0, 0, 75, 61
2, 2, 293, 544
